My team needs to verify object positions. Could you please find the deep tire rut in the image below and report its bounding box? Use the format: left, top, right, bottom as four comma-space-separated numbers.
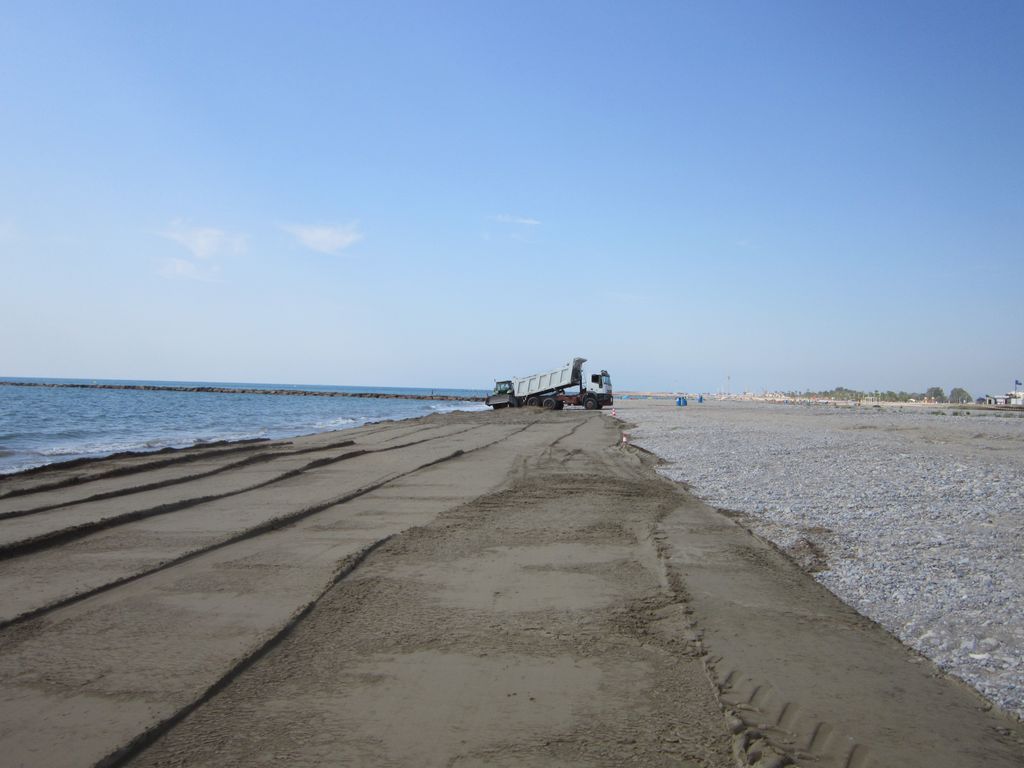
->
714, 666, 871, 767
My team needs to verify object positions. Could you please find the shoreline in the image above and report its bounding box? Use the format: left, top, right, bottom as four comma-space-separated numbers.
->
0, 411, 454, 479
0, 436, 273, 483
0, 384, 488, 476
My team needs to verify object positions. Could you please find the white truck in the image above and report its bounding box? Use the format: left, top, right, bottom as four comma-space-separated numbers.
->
486, 357, 613, 410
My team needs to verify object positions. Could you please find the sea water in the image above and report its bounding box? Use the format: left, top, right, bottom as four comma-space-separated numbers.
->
0, 378, 489, 475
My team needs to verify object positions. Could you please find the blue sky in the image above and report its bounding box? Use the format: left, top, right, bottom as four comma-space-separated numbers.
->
1, 2, 1021, 394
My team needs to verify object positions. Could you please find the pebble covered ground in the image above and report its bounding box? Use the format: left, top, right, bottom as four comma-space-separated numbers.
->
625, 400, 1024, 720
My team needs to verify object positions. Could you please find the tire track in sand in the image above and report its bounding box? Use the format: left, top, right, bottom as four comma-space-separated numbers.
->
0, 423, 524, 629
0, 439, 357, 520
0, 417, 468, 519
93, 535, 395, 768
0, 414, 455, 503
0, 439, 276, 500
654, 487, 1024, 768
0, 425, 481, 559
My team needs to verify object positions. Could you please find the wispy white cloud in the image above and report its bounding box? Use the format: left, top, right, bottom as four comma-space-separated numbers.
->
156, 220, 240, 281
283, 222, 363, 255
491, 214, 541, 226
157, 256, 222, 282
159, 220, 246, 260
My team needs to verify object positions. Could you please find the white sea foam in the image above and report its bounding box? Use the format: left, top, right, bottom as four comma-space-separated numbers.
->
32, 431, 271, 459
312, 417, 365, 429
429, 402, 489, 413
34, 441, 174, 457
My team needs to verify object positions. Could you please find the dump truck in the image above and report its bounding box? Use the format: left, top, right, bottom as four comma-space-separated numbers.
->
486, 357, 613, 410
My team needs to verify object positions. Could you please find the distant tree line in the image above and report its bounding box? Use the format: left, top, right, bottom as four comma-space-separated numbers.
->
788, 386, 973, 403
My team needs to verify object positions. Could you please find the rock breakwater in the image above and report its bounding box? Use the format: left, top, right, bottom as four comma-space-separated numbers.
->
0, 380, 485, 402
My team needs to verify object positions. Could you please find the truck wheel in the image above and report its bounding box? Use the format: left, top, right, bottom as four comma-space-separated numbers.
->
526, 396, 540, 407
542, 396, 557, 410
508, 397, 517, 408
583, 397, 598, 410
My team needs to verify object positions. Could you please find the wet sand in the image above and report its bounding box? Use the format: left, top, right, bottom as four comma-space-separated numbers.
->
1, 409, 1021, 767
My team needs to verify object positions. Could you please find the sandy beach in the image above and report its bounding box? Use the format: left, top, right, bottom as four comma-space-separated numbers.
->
1, 408, 1022, 767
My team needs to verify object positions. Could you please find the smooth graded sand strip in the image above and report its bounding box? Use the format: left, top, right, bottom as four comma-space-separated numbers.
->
0, 423, 513, 624
0, 417, 570, 768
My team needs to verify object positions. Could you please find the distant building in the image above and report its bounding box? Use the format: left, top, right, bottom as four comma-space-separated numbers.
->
984, 391, 1024, 406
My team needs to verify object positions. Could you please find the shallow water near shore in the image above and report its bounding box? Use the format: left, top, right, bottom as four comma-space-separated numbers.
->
0, 377, 488, 474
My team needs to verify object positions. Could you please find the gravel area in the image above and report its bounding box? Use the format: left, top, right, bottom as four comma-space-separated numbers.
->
622, 399, 1024, 720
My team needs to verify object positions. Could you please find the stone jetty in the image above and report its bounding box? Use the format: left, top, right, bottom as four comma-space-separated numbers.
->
0, 380, 485, 402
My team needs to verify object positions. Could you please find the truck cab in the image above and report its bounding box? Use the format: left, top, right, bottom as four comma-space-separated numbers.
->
587, 371, 613, 400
